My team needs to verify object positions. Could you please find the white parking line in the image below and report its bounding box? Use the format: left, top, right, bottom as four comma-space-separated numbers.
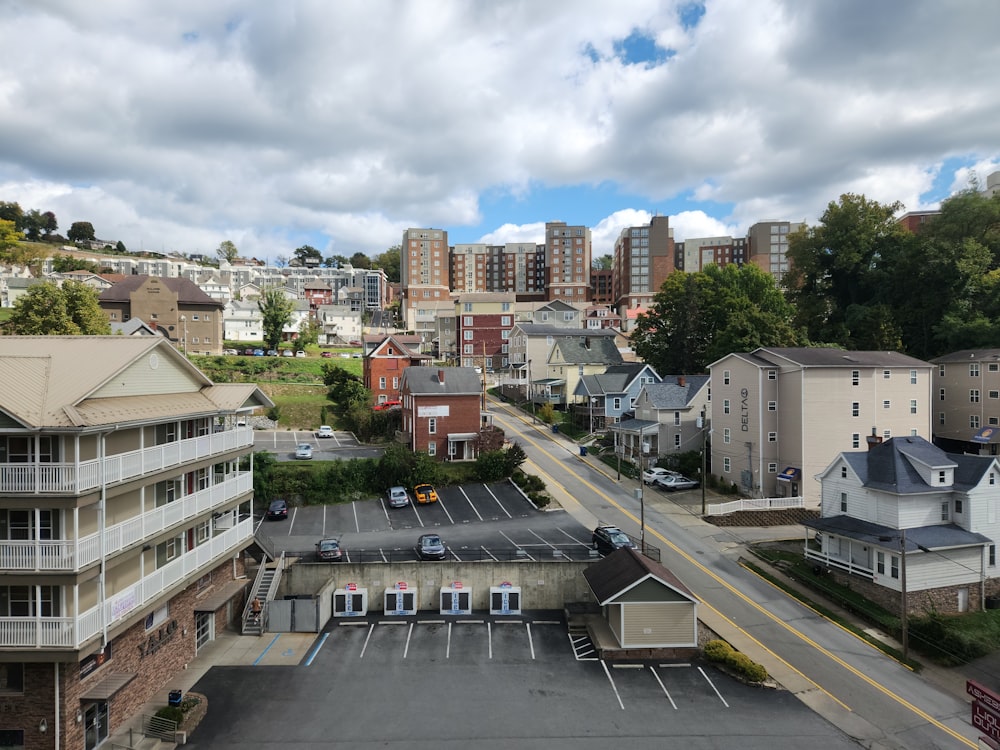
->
698, 666, 729, 707
287, 507, 297, 534
411, 504, 425, 528
352, 502, 360, 533
528, 529, 557, 549
649, 667, 678, 709
526, 623, 535, 660
446, 622, 452, 659
481, 545, 499, 561
458, 487, 484, 521
487, 622, 493, 659
600, 660, 625, 710
322, 506, 327, 537
358, 624, 375, 658
437, 498, 455, 524
403, 622, 414, 658
556, 527, 593, 548
483, 484, 513, 518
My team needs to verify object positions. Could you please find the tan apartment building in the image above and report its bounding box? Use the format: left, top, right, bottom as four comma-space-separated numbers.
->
0, 336, 270, 750
745, 221, 804, 286
400, 228, 450, 331
611, 215, 675, 314
709, 347, 933, 504
931, 349, 1000, 455
544, 222, 591, 303
97, 276, 225, 355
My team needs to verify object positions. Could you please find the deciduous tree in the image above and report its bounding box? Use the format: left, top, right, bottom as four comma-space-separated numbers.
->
258, 288, 294, 351
6, 280, 111, 335
67, 221, 96, 243
372, 245, 401, 282
216, 240, 239, 264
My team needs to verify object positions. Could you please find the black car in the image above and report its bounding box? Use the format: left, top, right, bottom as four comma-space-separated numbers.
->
265, 499, 288, 521
415, 533, 447, 561
315, 537, 343, 561
592, 525, 636, 555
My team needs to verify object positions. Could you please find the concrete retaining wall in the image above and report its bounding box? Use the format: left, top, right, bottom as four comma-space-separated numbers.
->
281, 561, 597, 612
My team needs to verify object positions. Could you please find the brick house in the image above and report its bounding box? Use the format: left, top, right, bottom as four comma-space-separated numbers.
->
363, 334, 430, 405
399, 367, 483, 460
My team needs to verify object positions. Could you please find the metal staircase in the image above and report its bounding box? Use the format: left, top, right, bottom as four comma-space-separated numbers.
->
241, 552, 285, 636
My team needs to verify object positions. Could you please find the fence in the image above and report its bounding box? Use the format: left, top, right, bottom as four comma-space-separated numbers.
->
706, 496, 804, 516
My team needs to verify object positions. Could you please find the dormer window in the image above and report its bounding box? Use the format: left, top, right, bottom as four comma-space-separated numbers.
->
938, 470, 947, 484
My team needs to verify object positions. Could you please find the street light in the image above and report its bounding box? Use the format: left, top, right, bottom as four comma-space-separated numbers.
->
590, 396, 597, 436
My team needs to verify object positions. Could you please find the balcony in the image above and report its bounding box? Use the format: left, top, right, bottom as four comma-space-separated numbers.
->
0, 473, 253, 572
0, 427, 254, 495
0, 517, 253, 649
804, 547, 874, 578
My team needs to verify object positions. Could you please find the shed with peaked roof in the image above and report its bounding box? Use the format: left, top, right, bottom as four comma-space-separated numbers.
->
583, 547, 698, 650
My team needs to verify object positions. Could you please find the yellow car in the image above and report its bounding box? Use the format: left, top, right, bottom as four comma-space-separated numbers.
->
413, 483, 439, 504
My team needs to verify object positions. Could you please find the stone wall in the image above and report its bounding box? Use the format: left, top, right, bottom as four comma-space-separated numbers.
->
827, 569, 984, 615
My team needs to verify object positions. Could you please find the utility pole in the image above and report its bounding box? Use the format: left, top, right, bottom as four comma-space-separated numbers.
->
900, 528, 909, 661
700, 408, 707, 516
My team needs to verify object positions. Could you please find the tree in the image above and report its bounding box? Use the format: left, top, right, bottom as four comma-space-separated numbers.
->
297, 317, 321, 350
0, 219, 19, 252
293, 245, 323, 267
324, 254, 349, 268
349, 252, 372, 269
632, 264, 799, 374
274, 255, 289, 268
67, 221, 96, 243
51, 254, 100, 273
22, 209, 57, 241
257, 287, 295, 350
592, 254, 612, 270
784, 193, 907, 349
6, 280, 111, 335
0, 219, 41, 269
0, 202, 24, 233
372, 245, 401, 282
216, 240, 239, 264
115, 240, 127, 253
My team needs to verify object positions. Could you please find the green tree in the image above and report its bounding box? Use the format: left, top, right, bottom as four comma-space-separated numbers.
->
297, 317, 321, 350
7, 280, 111, 335
115, 240, 127, 253
293, 245, 323, 267
592, 254, 612, 270
0, 220, 42, 269
67, 221, 96, 243
324, 254, 349, 268
0, 219, 19, 253
784, 193, 907, 349
349, 251, 372, 269
372, 245, 401, 282
216, 240, 239, 264
0, 202, 24, 232
51, 254, 100, 273
257, 287, 294, 350
22, 209, 57, 241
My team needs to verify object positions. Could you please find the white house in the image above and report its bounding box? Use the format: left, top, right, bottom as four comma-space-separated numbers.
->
316, 304, 363, 345
223, 300, 263, 342
805, 436, 999, 614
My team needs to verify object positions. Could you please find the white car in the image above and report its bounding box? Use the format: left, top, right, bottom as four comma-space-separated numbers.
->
642, 467, 679, 485
295, 350, 307, 358
295, 443, 313, 459
316, 426, 334, 438
653, 474, 700, 492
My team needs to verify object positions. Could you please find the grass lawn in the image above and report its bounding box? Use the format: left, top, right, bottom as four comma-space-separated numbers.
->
259, 384, 335, 430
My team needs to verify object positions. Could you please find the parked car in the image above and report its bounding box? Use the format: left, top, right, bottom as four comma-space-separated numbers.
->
387, 486, 410, 508
315, 537, 344, 562
349, 340, 362, 346
592, 524, 636, 555
252, 349, 265, 357
320, 351, 333, 358
642, 467, 680, 485
266, 349, 279, 357
295, 350, 307, 358
316, 425, 334, 438
413, 483, 439, 504
415, 533, 447, 560
243, 348, 256, 356
294, 443, 313, 459
266, 499, 289, 520
223, 348, 239, 356
653, 474, 700, 492
374, 400, 401, 411
282, 350, 294, 357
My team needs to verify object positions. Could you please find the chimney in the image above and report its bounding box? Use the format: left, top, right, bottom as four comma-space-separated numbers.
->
438, 369, 445, 384
149, 320, 157, 331
866, 427, 882, 450
677, 375, 685, 387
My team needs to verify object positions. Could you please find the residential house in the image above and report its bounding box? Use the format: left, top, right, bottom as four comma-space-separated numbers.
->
399, 366, 484, 460
709, 347, 933, 504
304, 280, 334, 310
316, 304, 363, 346
584, 305, 622, 330
930, 349, 1000, 456
223, 300, 263, 343
109, 318, 167, 338
281, 300, 312, 342
613, 376, 711, 463
0, 336, 271, 750
527, 299, 585, 328
193, 273, 230, 303
805, 436, 998, 615
574, 363, 662, 432
364, 334, 430, 405
98, 275, 225, 355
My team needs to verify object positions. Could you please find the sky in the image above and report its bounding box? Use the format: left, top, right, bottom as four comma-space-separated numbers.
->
2, 1, 999, 264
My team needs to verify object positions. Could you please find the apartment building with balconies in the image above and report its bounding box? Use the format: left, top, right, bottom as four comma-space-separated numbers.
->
931, 349, 1000, 455
611, 215, 674, 314
0, 336, 271, 750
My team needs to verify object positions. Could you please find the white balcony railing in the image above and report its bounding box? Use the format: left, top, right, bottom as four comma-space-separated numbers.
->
804, 547, 875, 578
0, 427, 254, 495
0, 517, 253, 649
0, 473, 253, 572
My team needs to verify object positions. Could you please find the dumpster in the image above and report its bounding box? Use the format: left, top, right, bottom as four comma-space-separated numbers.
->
551, 424, 559, 434
580, 446, 588, 456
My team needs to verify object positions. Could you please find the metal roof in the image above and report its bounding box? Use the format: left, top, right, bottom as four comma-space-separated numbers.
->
804, 515, 991, 552
583, 547, 695, 606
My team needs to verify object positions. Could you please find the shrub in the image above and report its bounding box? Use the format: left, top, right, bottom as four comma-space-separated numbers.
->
155, 706, 183, 724
702, 639, 733, 661
702, 639, 768, 683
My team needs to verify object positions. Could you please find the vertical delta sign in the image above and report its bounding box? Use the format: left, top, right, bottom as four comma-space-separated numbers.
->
967, 680, 1000, 746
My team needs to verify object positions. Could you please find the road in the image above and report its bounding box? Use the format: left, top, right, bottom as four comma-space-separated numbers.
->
487, 397, 981, 750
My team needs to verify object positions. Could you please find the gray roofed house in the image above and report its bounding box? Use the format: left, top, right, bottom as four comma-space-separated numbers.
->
575, 363, 661, 430
807, 436, 1000, 615
399, 366, 488, 461
617, 374, 711, 464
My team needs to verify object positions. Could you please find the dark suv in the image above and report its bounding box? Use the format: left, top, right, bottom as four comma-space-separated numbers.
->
592, 525, 636, 555
265, 499, 289, 521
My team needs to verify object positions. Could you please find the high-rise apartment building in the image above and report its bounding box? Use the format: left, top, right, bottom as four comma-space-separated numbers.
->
678, 236, 746, 273
401, 228, 450, 331
544, 222, 591, 302
611, 215, 674, 314
746, 221, 804, 285
501, 243, 546, 297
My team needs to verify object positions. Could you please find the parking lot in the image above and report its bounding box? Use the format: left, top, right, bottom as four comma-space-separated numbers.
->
256, 481, 601, 562
253, 428, 384, 461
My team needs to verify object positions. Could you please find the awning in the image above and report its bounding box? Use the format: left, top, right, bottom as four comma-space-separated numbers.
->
447, 433, 478, 441
777, 467, 801, 481
194, 580, 250, 613
971, 426, 999, 444
533, 378, 565, 386
80, 672, 137, 701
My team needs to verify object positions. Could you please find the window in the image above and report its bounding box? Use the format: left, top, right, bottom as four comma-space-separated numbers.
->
883, 430, 891, 439
972, 390, 981, 403
939, 388, 946, 401
463, 303, 472, 312
0, 663, 24, 694
890, 555, 899, 579
767, 370, 776, 380
910, 369, 918, 384
991, 545, 997, 567
841, 466, 847, 478
939, 412, 946, 425
463, 316, 473, 326
991, 473, 996, 486
852, 402, 860, 417
768, 401, 776, 411
392, 377, 399, 389
876, 552, 885, 575
882, 400, 890, 409
938, 470, 947, 484
852, 433, 860, 448
463, 344, 473, 354
379, 377, 386, 389
971, 363, 981, 377
939, 364, 946, 377
674, 412, 681, 426
768, 463, 777, 473
723, 428, 731, 444
196, 520, 210, 544
501, 316, 511, 326
428, 418, 436, 435
767, 432, 776, 442
956, 499, 964, 514
941, 502, 950, 521
972, 415, 981, 428
723, 399, 730, 415
852, 370, 860, 386
723, 457, 731, 472
840, 492, 847, 512
883, 370, 890, 380
428, 441, 436, 456
674, 434, 681, 448
910, 399, 917, 414
723, 370, 730, 385
991, 391, 1000, 399
192, 314, 199, 321
613, 398, 621, 410
463, 330, 473, 340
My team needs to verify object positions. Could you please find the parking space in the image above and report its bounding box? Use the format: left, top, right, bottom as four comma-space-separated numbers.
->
253, 429, 373, 462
